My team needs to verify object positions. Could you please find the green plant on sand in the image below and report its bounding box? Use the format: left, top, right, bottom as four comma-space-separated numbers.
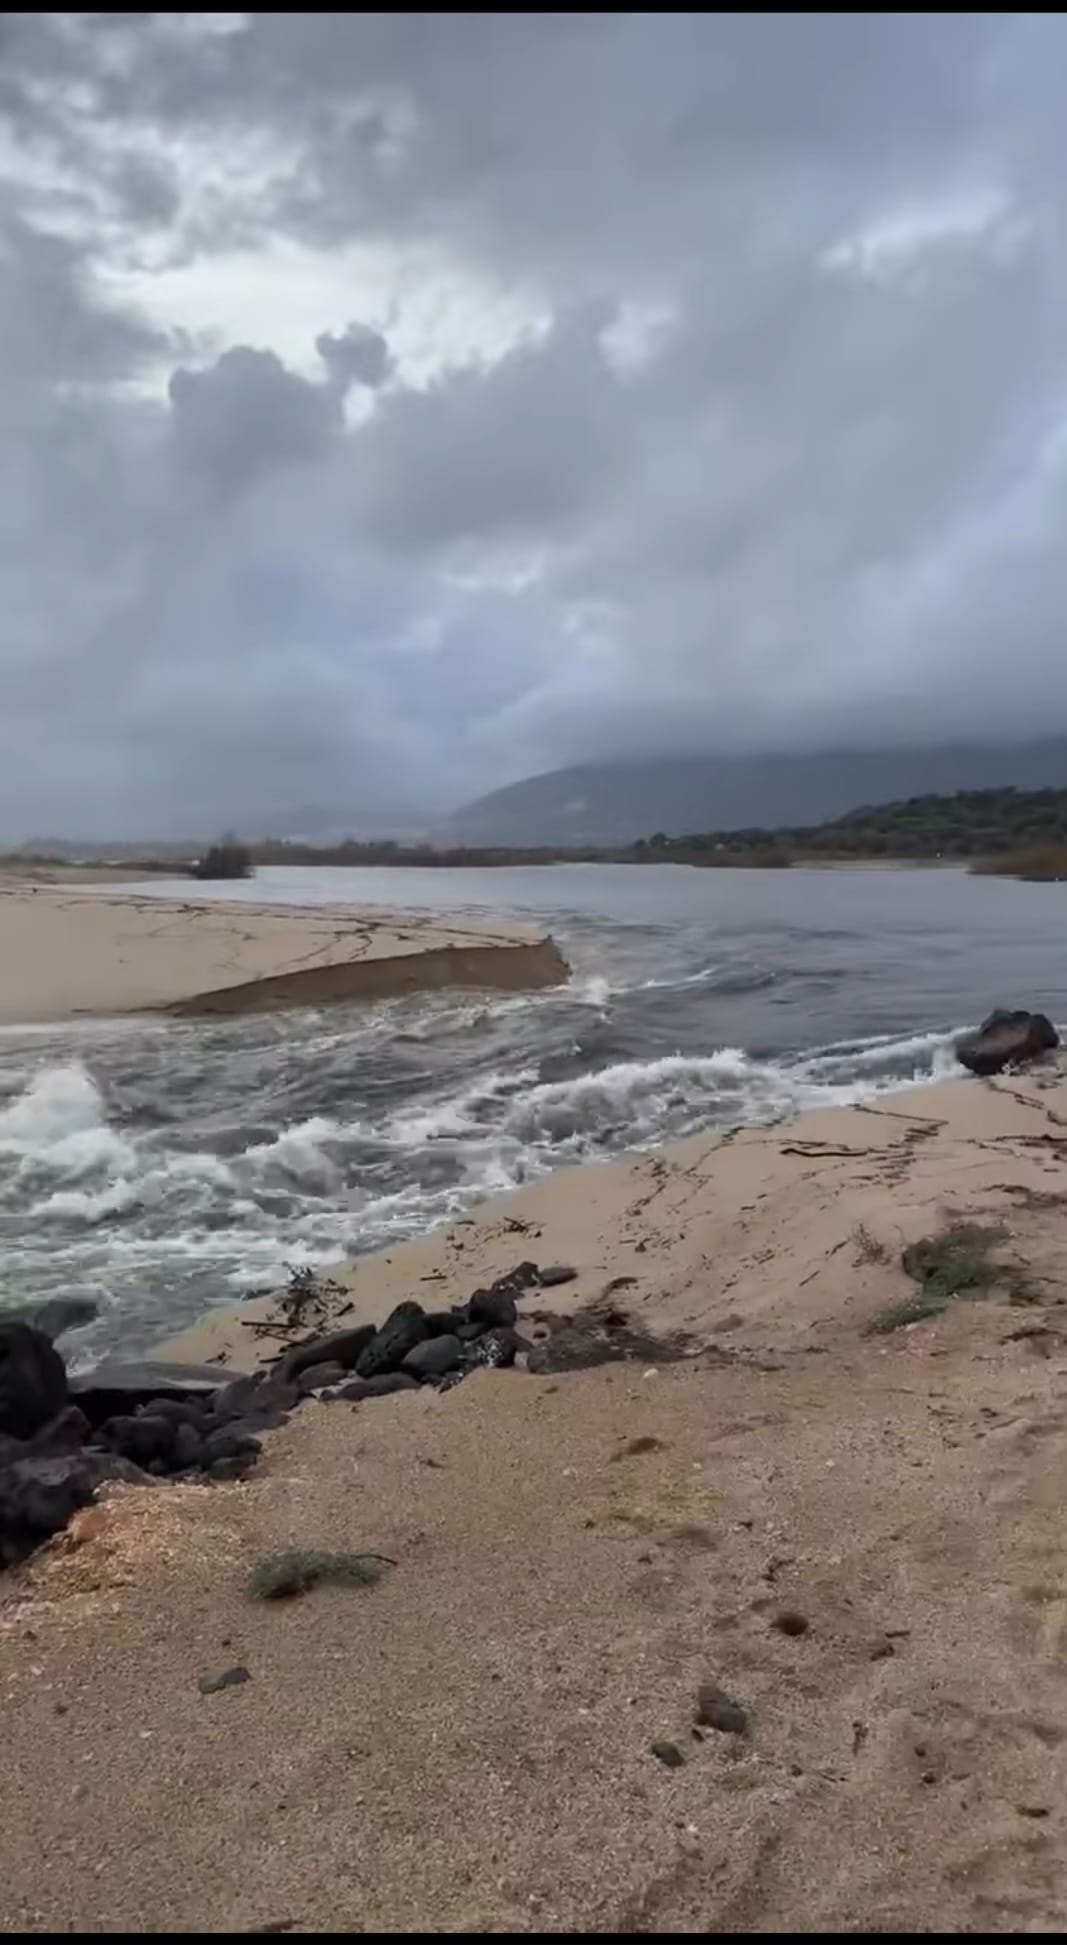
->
867, 1220, 1039, 1335
248, 1548, 395, 1600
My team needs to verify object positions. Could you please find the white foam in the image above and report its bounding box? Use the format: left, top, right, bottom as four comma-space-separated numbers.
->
0, 1063, 135, 1178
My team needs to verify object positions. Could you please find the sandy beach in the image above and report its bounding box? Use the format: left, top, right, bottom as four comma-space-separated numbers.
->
4, 1062, 1067, 1929
0, 883, 567, 1023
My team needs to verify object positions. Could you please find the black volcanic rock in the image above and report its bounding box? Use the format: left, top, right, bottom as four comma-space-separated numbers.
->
402, 1334, 462, 1379
355, 1302, 428, 1378
469, 1287, 518, 1329
0, 1455, 95, 1563
0, 1322, 68, 1440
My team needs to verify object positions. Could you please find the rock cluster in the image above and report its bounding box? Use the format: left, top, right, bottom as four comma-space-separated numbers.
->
0, 1261, 582, 1567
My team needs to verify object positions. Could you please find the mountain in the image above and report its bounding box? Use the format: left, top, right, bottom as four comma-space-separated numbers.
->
445, 743, 1067, 846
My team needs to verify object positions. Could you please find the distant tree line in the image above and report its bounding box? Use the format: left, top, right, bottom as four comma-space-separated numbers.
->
12, 787, 1067, 880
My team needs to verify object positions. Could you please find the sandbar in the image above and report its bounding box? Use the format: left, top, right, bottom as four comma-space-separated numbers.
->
0, 882, 568, 1023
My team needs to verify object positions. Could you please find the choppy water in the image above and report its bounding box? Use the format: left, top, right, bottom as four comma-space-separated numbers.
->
1, 863, 1064, 1363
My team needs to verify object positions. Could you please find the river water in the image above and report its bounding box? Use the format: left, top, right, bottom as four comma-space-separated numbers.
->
1, 863, 1063, 1361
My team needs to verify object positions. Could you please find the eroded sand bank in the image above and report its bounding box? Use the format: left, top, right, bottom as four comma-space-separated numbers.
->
6, 1067, 1067, 1931
0, 883, 567, 1023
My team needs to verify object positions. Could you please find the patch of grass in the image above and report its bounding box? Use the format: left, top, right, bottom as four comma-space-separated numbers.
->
868, 1220, 1038, 1334
867, 1295, 950, 1336
248, 1548, 395, 1600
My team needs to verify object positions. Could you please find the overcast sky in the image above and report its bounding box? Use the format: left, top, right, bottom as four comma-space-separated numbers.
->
5, 13, 1067, 835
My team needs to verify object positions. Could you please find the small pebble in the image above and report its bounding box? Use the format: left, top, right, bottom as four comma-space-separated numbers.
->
198, 1664, 251, 1696
651, 1740, 685, 1769
694, 1684, 749, 1736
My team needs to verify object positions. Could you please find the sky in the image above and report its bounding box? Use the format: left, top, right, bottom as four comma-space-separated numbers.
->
5, 13, 1067, 836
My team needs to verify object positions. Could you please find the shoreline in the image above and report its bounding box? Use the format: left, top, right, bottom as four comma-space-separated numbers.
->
0, 883, 567, 1024
158, 1061, 1064, 1373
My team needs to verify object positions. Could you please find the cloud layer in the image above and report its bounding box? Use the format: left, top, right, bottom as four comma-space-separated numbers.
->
5, 13, 1067, 834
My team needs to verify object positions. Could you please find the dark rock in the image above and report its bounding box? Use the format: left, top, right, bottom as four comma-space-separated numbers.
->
171, 1422, 205, 1471
337, 1372, 419, 1402
33, 1405, 91, 1452
295, 1360, 346, 1395
204, 1425, 262, 1464
355, 1302, 428, 1379
209, 1454, 254, 1482
0, 1322, 68, 1440
469, 1287, 518, 1330
772, 1609, 810, 1637
211, 1373, 265, 1419
70, 1360, 225, 1425
364, 1371, 419, 1397
83, 1449, 158, 1489
140, 1397, 212, 1432
466, 1327, 522, 1369
694, 1684, 749, 1735
956, 1008, 1059, 1078
98, 1413, 175, 1467
651, 1740, 685, 1769
3, 1296, 99, 1341
0, 1455, 95, 1562
198, 1664, 251, 1695
537, 1263, 578, 1289
275, 1324, 376, 1382
402, 1334, 463, 1379
240, 1406, 291, 1434
456, 1320, 488, 1342
422, 1310, 462, 1337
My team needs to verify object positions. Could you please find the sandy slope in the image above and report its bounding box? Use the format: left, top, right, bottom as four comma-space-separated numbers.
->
5, 1068, 1067, 1931
0, 884, 566, 1023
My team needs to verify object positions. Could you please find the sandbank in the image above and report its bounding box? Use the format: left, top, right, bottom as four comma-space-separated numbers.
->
0, 883, 567, 1024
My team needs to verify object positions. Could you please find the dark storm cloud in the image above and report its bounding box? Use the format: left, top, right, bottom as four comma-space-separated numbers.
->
4, 12, 1067, 835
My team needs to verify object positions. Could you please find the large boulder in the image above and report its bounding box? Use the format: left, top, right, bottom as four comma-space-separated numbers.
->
956, 1009, 1059, 1078
0, 1455, 95, 1565
0, 1322, 68, 1440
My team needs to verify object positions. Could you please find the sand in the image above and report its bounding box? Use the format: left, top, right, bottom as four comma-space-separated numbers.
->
0, 883, 567, 1023
6, 1067, 1067, 1930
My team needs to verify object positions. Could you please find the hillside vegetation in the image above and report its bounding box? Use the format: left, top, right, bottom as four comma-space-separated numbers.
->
249, 786, 1067, 869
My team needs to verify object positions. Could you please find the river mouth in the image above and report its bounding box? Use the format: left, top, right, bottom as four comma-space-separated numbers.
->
2, 860, 1064, 1363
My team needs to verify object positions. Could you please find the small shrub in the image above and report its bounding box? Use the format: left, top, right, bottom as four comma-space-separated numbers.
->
972, 845, 1067, 881
248, 1548, 394, 1600
853, 1224, 888, 1266
193, 839, 253, 881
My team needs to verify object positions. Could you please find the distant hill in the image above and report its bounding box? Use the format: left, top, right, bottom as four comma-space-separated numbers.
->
446, 743, 1067, 845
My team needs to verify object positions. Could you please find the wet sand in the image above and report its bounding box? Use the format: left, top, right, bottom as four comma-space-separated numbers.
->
0, 884, 567, 1023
